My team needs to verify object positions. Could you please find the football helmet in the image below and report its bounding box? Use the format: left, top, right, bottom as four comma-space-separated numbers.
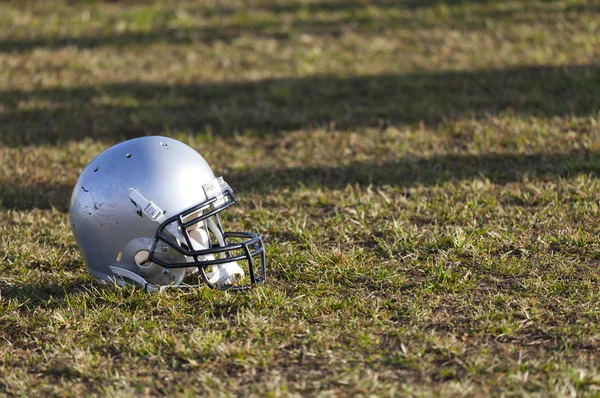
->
69, 136, 266, 292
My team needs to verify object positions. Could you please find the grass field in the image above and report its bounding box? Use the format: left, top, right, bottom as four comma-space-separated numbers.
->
1, 0, 600, 396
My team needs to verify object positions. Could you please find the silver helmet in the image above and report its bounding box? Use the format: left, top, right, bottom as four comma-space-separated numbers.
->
69, 136, 266, 292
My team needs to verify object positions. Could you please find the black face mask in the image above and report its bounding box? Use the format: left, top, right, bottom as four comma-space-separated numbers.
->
147, 188, 266, 291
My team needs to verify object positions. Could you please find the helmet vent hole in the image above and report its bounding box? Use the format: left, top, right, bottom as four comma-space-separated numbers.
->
94, 166, 99, 172
160, 142, 168, 147
134, 250, 151, 267
126, 153, 132, 158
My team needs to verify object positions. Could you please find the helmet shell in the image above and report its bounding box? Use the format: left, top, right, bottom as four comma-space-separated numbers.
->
69, 136, 216, 284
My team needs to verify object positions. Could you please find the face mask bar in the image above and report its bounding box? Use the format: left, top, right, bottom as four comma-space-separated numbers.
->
146, 190, 266, 291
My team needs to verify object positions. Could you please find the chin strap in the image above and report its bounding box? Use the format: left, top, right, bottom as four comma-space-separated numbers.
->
109, 263, 245, 293
206, 262, 245, 287
109, 266, 162, 293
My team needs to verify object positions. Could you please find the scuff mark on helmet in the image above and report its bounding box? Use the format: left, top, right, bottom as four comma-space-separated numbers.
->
81, 186, 90, 192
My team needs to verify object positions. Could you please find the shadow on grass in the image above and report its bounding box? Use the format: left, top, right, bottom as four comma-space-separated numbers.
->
0, 183, 73, 211
1, 64, 598, 146
0, 278, 88, 308
0, 0, 594, 54
264, 0, 579, 15
2, 150, 598, 210
229, 150, 600, 192
0, 25, 276, 53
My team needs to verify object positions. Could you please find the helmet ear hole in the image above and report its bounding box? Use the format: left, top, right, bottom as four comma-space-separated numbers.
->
134, 250, 151, 267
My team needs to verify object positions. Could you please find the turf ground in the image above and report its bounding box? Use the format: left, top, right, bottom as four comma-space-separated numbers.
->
1, 0, 600, 396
